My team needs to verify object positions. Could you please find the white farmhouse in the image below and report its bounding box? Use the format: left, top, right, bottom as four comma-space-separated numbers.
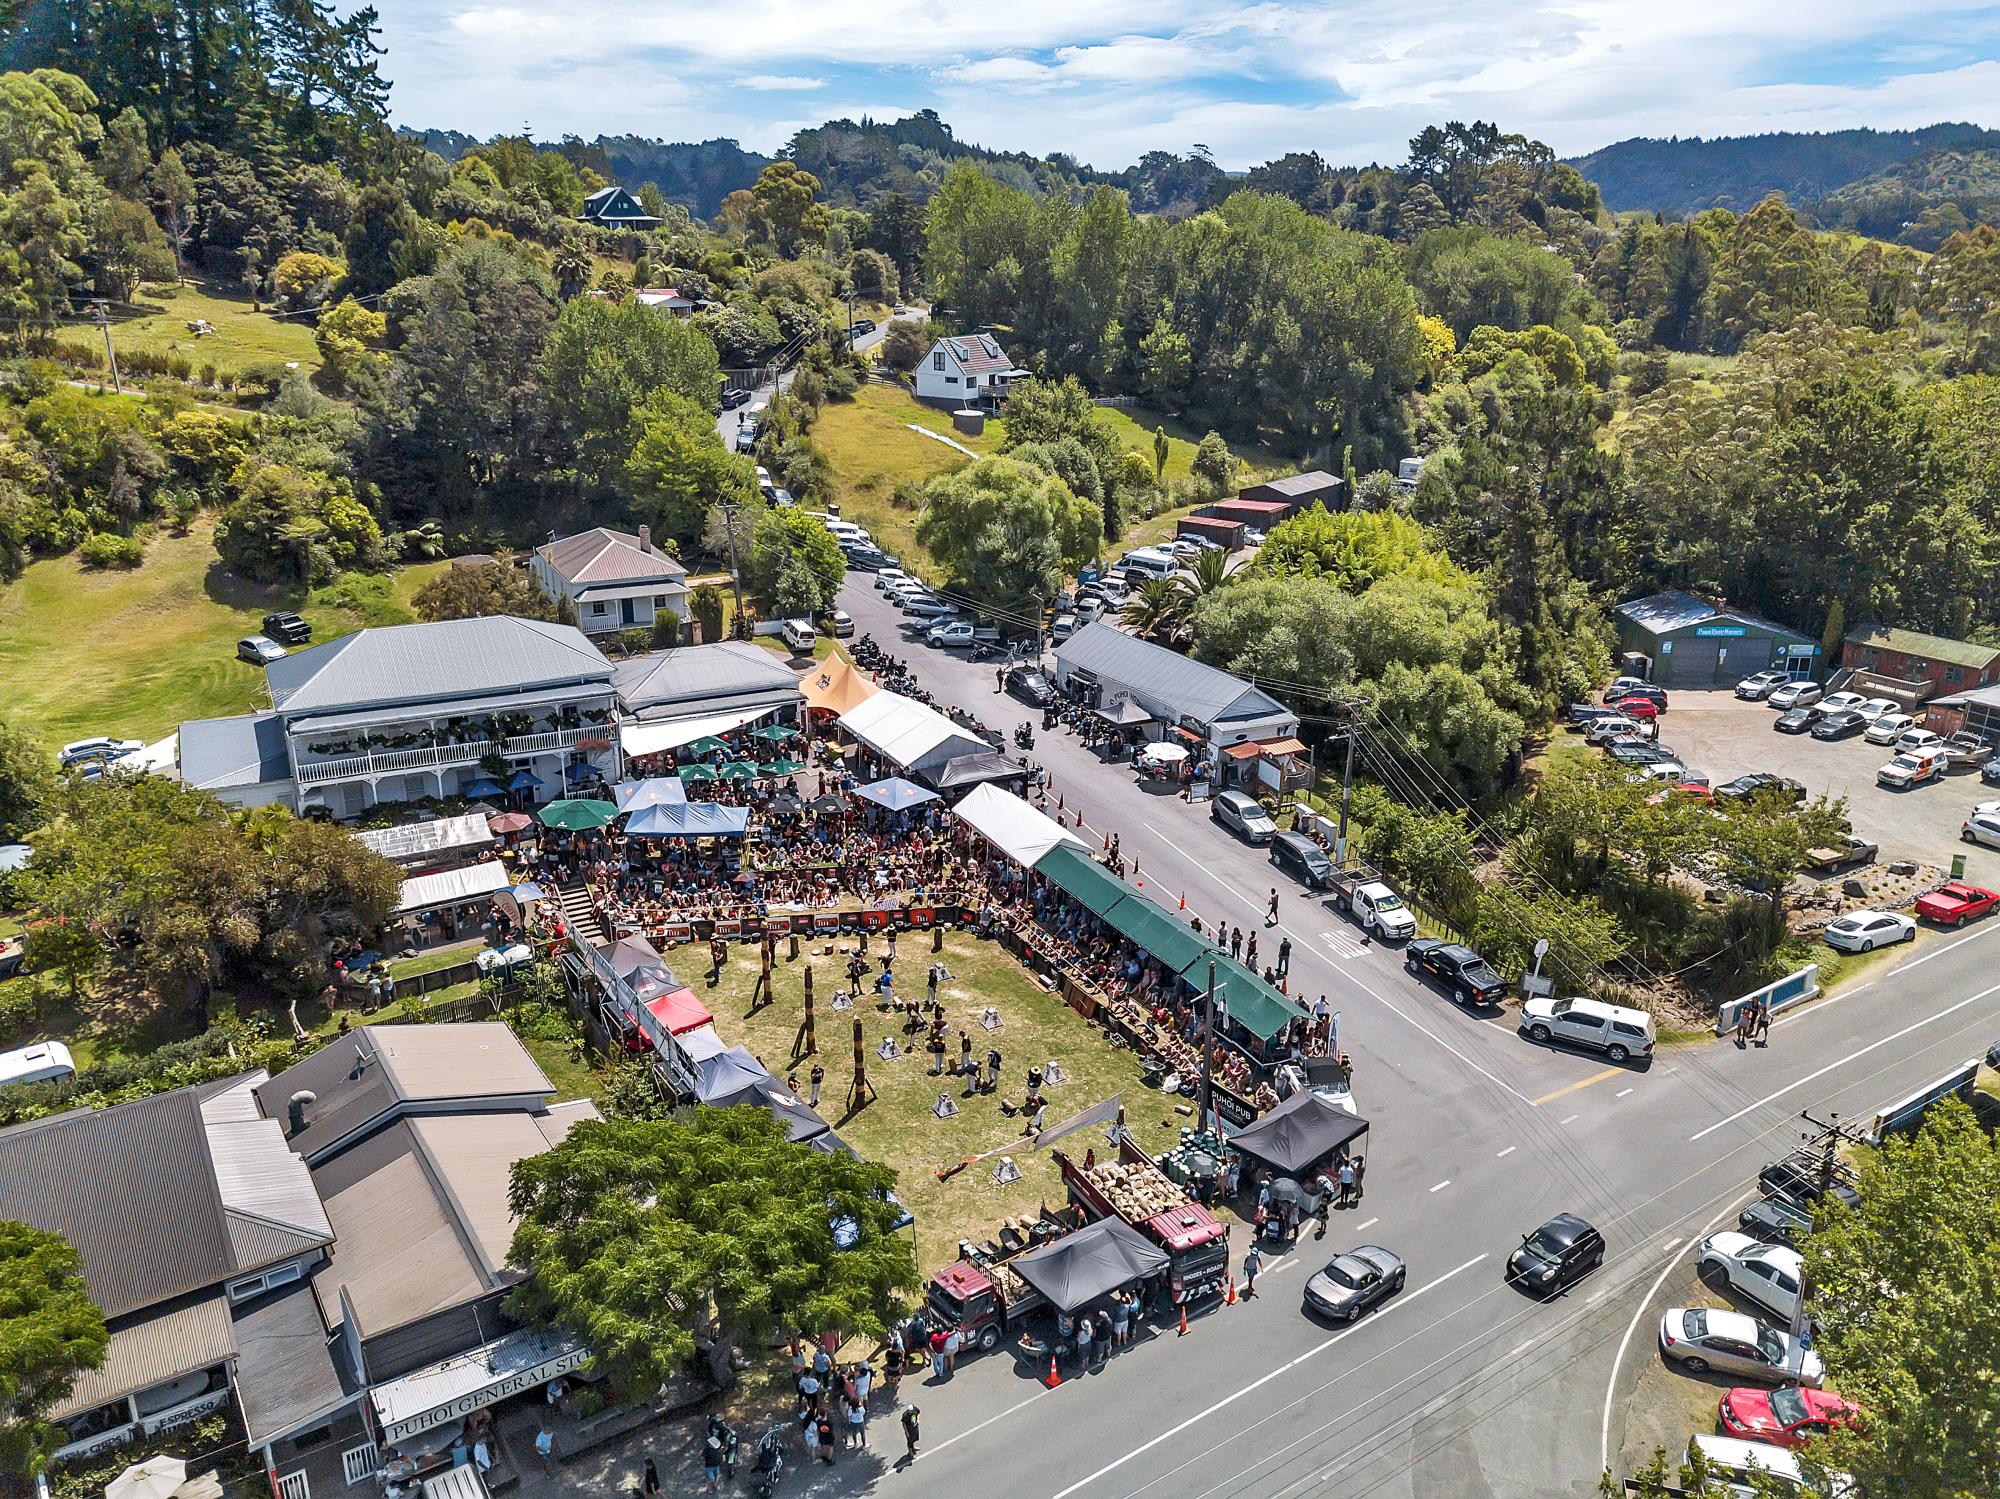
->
531, 524, 688, 637
914, 332, 1026, 409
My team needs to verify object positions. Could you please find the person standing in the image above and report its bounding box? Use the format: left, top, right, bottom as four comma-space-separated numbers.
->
900, 1406, 921, 1462
815, 1410, 836, 1464
1244, 932, 1257, 971
642, 1457, 661, 1498
1338, 1156, 1356, 1208
1276, 936, 1292, 980
1266, 888, 1280, 926
1229, 925, 1243, 960
1094, 1307, 1113, 1363
1242, 1242, 1262, 1297
1352, 1154, 1366, 1202
808, 1063, 824, 1107
1751, 1000, 1771, 1048
943, 1325, 962, 1374
1110, 1290, 1130, 1349
533, 1424, 555, 1474
1313, 1191, 1331, 1240
1074, 1313, 1092, 1368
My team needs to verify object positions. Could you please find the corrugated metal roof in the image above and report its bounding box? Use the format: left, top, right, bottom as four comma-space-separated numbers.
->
231, 1279, 355, 1445
0, 1091, 235, 1319
408, 1111, 593, 1274
288, 682, 596, 736
265, 618, 613, 714
49, 1293, 236, 1419
201, 1092, 334, 1253
1845, 623, 2000, 670
536, 528, 685, 586
1615, 589, 1811, 642
1055, 623, 1289, 725
352, 814, 496, 865
179, 712, 290, 790
613, 641, 804, 717
1244, 470, 1340, 499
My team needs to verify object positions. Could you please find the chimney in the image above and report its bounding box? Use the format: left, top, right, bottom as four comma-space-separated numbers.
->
637, 524, 654, 555
286, 1090, 317, 1133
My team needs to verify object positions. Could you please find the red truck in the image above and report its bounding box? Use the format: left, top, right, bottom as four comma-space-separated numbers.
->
926, 1233, 1051, 1354
1915, 882, 2000, 927
1054, 1142, 1231, 1306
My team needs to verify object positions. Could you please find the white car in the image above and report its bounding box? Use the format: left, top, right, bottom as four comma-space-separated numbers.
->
1963, 812, 2000, 850
1766, 681, 1824, 710
1697, 1232, 1804, 1323
1520, 995, 1655, 1063
59, 736, 143, 767
1659, 1306, 1822, 1386
1865, 712, 1916, 745
1585, 715, 1644, 746
1734, 670, 1790, 700
876, 568, 913, 592
1852, 697, 1900, 723
1877, 752, 1941, 789
1822, 909, 1916, 953
1817, 691, 1867, 716
1898, 727, 1945, 755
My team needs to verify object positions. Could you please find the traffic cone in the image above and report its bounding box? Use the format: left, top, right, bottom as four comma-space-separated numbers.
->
1178, 890, 1186, 910
1177, 1303, 1189, 1336
1057, 793, 1065, 811
1103, 830, 1111, 851
1045, 1351, 1062, 1388
1225, 1276, 1237, 1306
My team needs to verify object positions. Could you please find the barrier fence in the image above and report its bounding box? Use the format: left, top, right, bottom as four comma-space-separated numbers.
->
1715, 964, 1820, 1034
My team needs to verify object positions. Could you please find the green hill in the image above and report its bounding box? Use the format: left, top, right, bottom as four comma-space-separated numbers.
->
1813, 147, 2000, 247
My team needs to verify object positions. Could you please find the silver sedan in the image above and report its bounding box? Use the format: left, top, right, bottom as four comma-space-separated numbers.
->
1302, 1245, 1405, 1321
1658, 1306, 1823, 1386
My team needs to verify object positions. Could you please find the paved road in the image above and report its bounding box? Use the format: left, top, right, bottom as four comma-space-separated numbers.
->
827, 577, 2000, 1499
713, 310, 921, 447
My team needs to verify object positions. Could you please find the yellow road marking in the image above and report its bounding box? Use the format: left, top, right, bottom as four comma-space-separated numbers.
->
1529, 1066, 1625, 1107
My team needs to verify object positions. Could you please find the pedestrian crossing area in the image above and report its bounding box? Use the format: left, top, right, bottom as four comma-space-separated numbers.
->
1318, 925, 1371, 960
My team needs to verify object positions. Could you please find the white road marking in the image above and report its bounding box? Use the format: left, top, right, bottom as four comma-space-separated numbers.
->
1268, 1257, 1300, 1276
1661, 1239, 1681, 1253
1688, 981, 2000, 1142
1560, 1113, 1580, 1125
1505, 1339, 1535, 1361
1334, 970, 1540, 1107
1429, 1179, 1451, 1193
1495, 1145, 1517, 1158
1046, 1255, 1489, 1499
1773, 918, 2000, 1029
1616, 1087, 1634, 1098
919, 1387, 1053, 1460
1353, 1217, 1379, 1232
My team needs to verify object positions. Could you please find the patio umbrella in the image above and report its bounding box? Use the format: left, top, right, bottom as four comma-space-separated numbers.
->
685, 735, 731, 756
718, 759, 760, 782
807, 794, 847, 816
108, 1456, 187, 1499
769, 791, 804, 816
507, 769, 543, 790
464, 800, 499, 815
538, 798, 619, 830
465, 778, 505, 798
564, 762, 597, 781
1137, 742, 1189, 765
615, 777, 686, 813
759, 758, 805, 776
853, 776, 941, 812
678, 763, 718, 781
486, 811, 533, 834
510, 881, 546, 902
751, 724, 797, 742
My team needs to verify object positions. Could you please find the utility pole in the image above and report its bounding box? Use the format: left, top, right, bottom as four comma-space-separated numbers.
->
1333, 712, 1359, 864
1198, 960, 1217, 1132
717, 493, 748, 639
92, 300, 122, 394
1789, 1108, 1852, 1376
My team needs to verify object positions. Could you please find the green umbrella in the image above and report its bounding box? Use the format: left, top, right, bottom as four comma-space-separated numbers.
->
685, 735, 730, 756
759, 758, 805, 776
677, 764, 717, 781
751, 724, 797, 743
718, 760, 760, 782
538, 798, 619, 831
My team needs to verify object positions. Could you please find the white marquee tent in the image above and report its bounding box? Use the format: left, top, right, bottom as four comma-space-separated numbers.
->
951, 783, 1084, 868
838, 691, 988, 777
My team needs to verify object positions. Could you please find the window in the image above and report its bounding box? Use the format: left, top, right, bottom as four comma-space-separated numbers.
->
653, 595, 666, 608
1946, 666, 1962, 685
931, 352, 945, 371
229, 1261, 304, 1303
945, 375, 958, 384
591, 601, 607, 616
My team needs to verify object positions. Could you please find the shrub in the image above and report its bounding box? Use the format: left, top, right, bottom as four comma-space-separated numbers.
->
77, 532, 145, 569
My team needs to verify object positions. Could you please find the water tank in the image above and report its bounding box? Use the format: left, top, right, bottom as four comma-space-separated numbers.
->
952, 408, 986, 437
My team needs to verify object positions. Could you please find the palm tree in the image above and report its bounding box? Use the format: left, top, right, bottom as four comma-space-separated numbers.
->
1178, 546, 1231, 606
1122, 576, 1187, 641
551, 240, 593, 301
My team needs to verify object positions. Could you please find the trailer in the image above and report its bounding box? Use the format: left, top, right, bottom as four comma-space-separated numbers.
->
1053, 1141, 1231, 1305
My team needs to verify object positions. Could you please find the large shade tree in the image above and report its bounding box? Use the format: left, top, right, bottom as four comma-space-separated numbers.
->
0, 1220, 108, 1486
915, 456, 1101, 611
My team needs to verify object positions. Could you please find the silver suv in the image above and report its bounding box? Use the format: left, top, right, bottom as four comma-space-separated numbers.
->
1211, 790, 1278, 844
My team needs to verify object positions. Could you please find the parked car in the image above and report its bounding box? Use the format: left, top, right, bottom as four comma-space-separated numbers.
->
1697, 1232, 1804, 1323
1943, 732, 1994, 769
719, 386, 751, 410
1212, 790, 1278, 844
1006, 669, 1054, 708
1585, 715, 1646, 746
1716, 1386, 1862, 1450
236, 635, 288, 665
1601, 676, 1653, 705
1877, 751, 1943, 789
779, 618, 816, 654
1818, 691, 1867, 716
1405, 939, 1506, 1005
1759, 1155, 1860, 1212
1636, 760, 1691, 784
1617, 696, 1662, 722
1269, 831, 1336, 890
1774, 707, 1821, 734
1302, 1245, 1406, 1322
0, 1041, 75, 1089
733, 424, 757, 454
848, 316, 877, 337
1688, 1433, 1852, 1497
1899, 727, 1946, 755
876, 568, 914, 592
58, 737, 142, 767
262, 610, 311, 644
1609, 743, 1678, 766
1715, 773, 1806, 804
1810, 710, 1866, 740
1821, 909, 1916, 953
1851, 697, 1901, 722
903, 596, 957, 621
1737, 1195, 1816, 1249
1326, 872, 1418, 939
1567, 704, 1625, 729
1767, 681, 1824, 710
1619, 682, 1669, 712
928, 619, 1000, 649
1506, 1213, 1604, 1295
1075, 596, 1106, 624
1520, 994, 1655, 1063
1964, 812, 2000, 850
816, 609, 855, 638
1865, 712, 1916, 745
1984, 760, 2000, 787
1915, 881, 2000, 926
1735, 670, 1791, 700
1658, 1307, 1822, 1386
1049, 612, 1079, 642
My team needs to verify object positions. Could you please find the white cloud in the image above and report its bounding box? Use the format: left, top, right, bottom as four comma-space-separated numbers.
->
738, 75, 828, 91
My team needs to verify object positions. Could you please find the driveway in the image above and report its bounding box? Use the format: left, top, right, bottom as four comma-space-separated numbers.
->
714, 308, 922, 446
1627, 691, 1991, 873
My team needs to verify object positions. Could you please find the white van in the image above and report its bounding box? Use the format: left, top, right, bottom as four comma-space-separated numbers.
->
0, 1041, 75, 1090
779, 619, 816, 654
1687, 1434, 1852, 1497
1117, 547, 1180, 581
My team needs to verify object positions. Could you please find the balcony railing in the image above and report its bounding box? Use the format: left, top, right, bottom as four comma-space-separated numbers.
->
295, 726, 597, 787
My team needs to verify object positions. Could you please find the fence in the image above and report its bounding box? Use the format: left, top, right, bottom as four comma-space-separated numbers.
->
1715, 965, 1820, 1033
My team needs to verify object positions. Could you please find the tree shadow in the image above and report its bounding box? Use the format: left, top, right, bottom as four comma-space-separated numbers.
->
202, 556, 299, 612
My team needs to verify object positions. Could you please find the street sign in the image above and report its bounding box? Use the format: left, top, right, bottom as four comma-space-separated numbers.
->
1532, 938, 1550, 961
1521, 975, 1554, 998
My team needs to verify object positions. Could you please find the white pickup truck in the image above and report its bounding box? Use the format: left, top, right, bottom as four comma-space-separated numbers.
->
1326, 866, 1418, 939
926, 619, 1002, 649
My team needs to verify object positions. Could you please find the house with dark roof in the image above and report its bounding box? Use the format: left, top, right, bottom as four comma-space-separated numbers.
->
577, 184, 660, 229
1234, 471, 1343, 515
179, 616, 620, 820
1613, 590, 1819, 690
914, 332, 1025, 409
1052, 622, 1298, 773
530, 524, 688, 637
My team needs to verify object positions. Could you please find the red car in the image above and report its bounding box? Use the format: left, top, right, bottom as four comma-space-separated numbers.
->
1618, 696, 1662, 721
1718, 1385, 1861, 1448
1914, 881, 2000, 927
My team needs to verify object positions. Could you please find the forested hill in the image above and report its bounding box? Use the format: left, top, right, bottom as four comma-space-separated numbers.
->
1815, 147, 2000, 248
1567, 124, 2000, 215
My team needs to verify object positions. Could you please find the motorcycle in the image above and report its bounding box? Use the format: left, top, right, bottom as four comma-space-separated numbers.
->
1013, 723, 1035, 750
750, 1424, 788, 1497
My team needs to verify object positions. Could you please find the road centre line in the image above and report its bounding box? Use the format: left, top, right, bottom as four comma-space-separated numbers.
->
921, 1386, 1053, 1460
1560, 1114, 1581, 1125
1688, 981, 2000, 1141
1045, 1255, 1488, 1499
1529, 1066, 1625, 1106
1616, 1087, 1635, 1098
1495, 1145, 1517, 1158
1429, 1179, 1452, 1192
1353, 1217, 1379, 1231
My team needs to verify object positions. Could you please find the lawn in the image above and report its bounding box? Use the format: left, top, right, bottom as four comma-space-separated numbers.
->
705, 928, 1186, 1272
0, 519, 446, 745
103, 281, 322, 378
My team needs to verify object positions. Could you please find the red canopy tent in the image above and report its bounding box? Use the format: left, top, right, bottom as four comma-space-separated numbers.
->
643, 986, 714, 1036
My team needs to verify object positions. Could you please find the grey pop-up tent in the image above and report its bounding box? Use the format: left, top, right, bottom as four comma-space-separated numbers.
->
1010, 1218, 1169, 1313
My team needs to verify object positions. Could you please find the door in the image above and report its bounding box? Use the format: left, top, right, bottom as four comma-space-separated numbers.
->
1558, 1011, 1605, 1047
621, 597, 637, 626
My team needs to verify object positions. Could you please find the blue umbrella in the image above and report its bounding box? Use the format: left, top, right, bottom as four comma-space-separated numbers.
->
508, 769, 543, 791
564, 762, 596, 782
510, 881, 546, 902
853, 776, 941, 812
465, 777, 504, 798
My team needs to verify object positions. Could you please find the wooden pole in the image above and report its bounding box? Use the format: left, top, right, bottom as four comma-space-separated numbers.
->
748, 937, 774, 1015
845, 1015, 874, 1113
793, 966, 817, 1060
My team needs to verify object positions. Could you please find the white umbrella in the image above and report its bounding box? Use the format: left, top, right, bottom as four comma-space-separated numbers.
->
1138, 742, 1189, 765
108, 1456, 187, 1499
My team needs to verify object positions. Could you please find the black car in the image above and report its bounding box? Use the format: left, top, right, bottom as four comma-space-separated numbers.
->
1609, 743, 1677, 765
1566, 704, 1624, 729
849, 317, 877, 337
1005, 668, 1054, 708
1404, 938, 1505, 1004
1270, 831, 1336, 890
1506, 1212, 1604, 1296
1714, 773, 1806, 804
1811, 710, 1866, 740
719, 386, 751, 410
1774, 707, 1821, 734
262, 610, 311, 644
1302, 1245, 1406, 1322
1759, 1155, 1861, 1212
1738, 1195, 1815, 1248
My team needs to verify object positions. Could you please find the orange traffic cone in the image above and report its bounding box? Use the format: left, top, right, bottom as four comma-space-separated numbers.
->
1103, 830, 1111, 851
1225, 1276, 1237, 1306
1177, 1302, 1189, 1336
1045, 1351, 1062, 1388
1178, 890, 1186, 910
1057, 793, 1065, 811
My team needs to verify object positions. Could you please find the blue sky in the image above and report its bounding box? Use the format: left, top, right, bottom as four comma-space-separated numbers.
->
374, 0, 2000, 169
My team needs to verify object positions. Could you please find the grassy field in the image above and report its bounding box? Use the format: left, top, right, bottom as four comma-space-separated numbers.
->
706, 928, 1185, 1272
0, 519, 446, 746
102, 281, 322, 378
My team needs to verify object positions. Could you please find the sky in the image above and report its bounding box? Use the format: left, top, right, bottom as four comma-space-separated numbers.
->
374, 0, 2000, 170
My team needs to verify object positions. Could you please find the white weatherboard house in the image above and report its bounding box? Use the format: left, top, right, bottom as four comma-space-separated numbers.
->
914, 332, 1025, 409
532, 525, 689, 636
